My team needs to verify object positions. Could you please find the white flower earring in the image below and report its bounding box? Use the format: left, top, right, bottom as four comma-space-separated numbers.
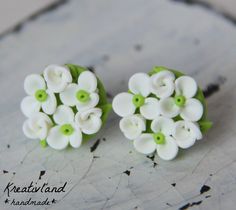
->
21, 64, 112, 150
112, 66, 212, 160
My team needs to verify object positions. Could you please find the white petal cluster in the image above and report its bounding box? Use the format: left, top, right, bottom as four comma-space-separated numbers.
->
113, 69, 204, 160
21, 64, 104, 150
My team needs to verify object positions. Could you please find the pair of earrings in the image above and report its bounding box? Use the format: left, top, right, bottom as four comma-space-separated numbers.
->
21, 64, 212, 160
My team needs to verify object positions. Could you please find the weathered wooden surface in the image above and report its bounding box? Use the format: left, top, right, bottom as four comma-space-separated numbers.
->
0, 0, 61, 34
0, 0, 236, 209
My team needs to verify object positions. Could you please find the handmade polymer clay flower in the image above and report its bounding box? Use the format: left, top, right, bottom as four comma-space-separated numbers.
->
113, 66, 212, 160
119, 114, 146, 140
21, 74, 57, 117
43, 64, 72, 93
23, 112, 53, 141
112, 73, 159, 120
59, 71, 99, 112
173, 120, 202, 149
150, 70, 175, 98
159, 76, 203, 122
47, 105, 82, 150
134, 117, 178, 160
75, 108, 102, 135
21, 64, 111, 149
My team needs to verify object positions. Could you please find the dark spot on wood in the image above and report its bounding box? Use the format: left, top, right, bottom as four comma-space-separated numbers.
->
134, 206, 138, 209
191, 201, 202, 206
203, 84, 220, 98
102, 55, 110, 62
153, 162, 158, 168
13, 172, 16, 175
102, 138, 106, 141
123, 170, 131, 176
86, 66, 95, 73
108, 177, 111, 179
217, 76, 227, 85
179, 203, 190, 210
106, 92, 113, 99
39, 170, 46, 180
93, 155, 100, 159
130, 166, 134, 169
200, 185, 211, 194
7, 144, 10, 148
90, 139, 100, 152
134, 44, 143, 51
3, 170, 8, 174
129, 151, 132, 154
146, 155, 155, 161
194, 38, 200, 45
205, 195, 211, 198
171, 183, 176, 187
209, 174, 213, 176
166, 203, 172, 207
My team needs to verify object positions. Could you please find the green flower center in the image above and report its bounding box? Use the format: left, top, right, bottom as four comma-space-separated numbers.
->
132, 94, 145, 108
35, 89, 48, 102
76, 90, 90, 103
174, 95, 186, 107
60, 124, 74, 136
153, 132, 165, 145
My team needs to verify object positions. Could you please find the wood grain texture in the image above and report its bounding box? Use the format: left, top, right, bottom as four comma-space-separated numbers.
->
0, 0, 62, 34
0, 0, 236, 209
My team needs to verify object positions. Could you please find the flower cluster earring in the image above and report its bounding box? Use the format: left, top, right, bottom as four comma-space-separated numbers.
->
21, 64, 111, 150
112, 66, 212, 160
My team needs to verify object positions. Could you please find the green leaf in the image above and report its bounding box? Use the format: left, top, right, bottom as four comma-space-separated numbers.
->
40, 139, 47, 148
198, 120, 213, 134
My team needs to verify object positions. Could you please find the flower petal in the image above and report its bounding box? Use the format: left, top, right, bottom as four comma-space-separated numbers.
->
77, 71, 97, 93
76, 93, 99, 112
180, 98, 203, 122
44, 64, 72, 93
173, 121, 198, 148
41, 90, 57, 115
156, 136, 178, 160
69, 128, 82, 148
128, 73, 150, 97
151, 116, 175, 136
150, 70, 175, 98
75, 108, 102, 135
112, 92, 135, 117
133, 134, 156, 155
47, 126, 69, 150
23, 112, 52, 140
24, 74, 46, 96
175, 76, 197, 98
53, 105, 74, 125
140, 97, 160, 120
159, 97, 180, 118
21, 96, 41, 117
119, 114, 146, 140
59, 83, 79, 106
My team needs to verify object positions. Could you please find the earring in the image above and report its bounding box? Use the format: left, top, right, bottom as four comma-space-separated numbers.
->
21, 64, 111, 150
112, 66, 212, 160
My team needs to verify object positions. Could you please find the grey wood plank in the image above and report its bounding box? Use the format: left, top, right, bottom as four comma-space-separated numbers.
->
0, 0, 236, 209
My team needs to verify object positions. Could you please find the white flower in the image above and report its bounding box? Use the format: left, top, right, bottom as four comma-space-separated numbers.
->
119, 114, 146, 140
23, 112, 53, 140
150, 70, 175, 98
43, 64, 72, 93
75, 108, 102, 135
47, 105, 82, 150
59, 71, 99, 112
21, 74, 57, 117
133, 116, 178, 160
112, 73, 159, 120
173, 120, 202, 149
159, 76, 203, 122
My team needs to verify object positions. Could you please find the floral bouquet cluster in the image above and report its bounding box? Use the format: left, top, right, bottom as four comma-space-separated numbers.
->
113, 66, 212, 160
21, 64, 111, 150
